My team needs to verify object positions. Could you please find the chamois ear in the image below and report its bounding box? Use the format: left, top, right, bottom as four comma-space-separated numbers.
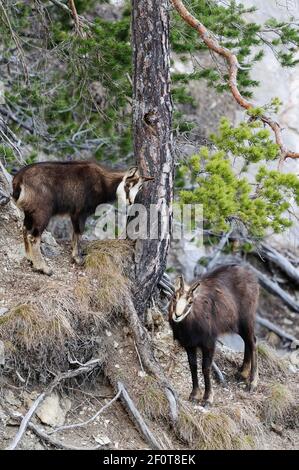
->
174, 274, 185, 296
125, 167, 139, 180
188, 280, 200, 297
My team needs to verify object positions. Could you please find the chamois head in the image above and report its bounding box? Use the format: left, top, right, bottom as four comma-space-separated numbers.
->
171, 275, 200, 323
116, 167, 154, 206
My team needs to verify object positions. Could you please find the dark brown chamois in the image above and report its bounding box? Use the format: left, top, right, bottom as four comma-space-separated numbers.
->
13, 161, 152, 275
169, 264, 259, 407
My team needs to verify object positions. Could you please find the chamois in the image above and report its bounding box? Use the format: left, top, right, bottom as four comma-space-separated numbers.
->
169, 264, 259, 407
13, 161, 152, 275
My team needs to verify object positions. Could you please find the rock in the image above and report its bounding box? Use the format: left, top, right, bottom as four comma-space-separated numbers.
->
0, 340, 4, 365
36, 393, 71, 427
289, 350, 299, 367
4, 390, 21, 407
267, 332, 281, 348
94, 435, 111, 446
41, 231, 58, 247
41, 231, 61, 258
218, 333, 244, 352
0, 307, 8, 316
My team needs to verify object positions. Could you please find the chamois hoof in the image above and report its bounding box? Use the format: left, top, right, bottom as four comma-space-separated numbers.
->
202, 399, 213, 408
189, 391, 201, 403
246, 382, 257, 393
33, 265, 53, 276
72, 255, 84, 266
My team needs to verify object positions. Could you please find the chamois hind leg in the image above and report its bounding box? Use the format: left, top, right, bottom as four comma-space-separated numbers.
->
186, 347, 201, 402
201, 344, 215, 407
71, 215, 86, 265
23, 212, 33, 262
25, 212, 52, 275
248, 335, 258, 392
239, 332, 252, 380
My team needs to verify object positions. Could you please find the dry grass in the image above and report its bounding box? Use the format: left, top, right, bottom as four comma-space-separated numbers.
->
84, 240, 134, 314
137, 377, 169, 421
0, 240, 134, 383
260, 382, 297, 427
257, 342, 288, 379
0, 286, 109, 382
177, 403, 262, 450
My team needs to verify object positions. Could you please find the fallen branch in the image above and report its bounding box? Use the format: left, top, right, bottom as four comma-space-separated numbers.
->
206, 224, 235, 271
257, 313, 299, 346
117, 381, 164, 450
5, 393, 46, 450
256, 243, 299, 287
250, 265, 299, 313
5, 358, 102, 450
49, 389, 121, 435
212, 361, 226, 384
171, 0, 299, 162
4, 408, 102, 450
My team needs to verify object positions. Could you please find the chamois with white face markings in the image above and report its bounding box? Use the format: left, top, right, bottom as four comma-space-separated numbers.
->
13, 161, 153, 275
169, 264, 259, 407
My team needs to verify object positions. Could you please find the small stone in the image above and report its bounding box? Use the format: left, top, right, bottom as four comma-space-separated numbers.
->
94, 435, 111, 446
138, 370, 147, 378
115, 364, 120, 369
267, 332, 281, 347
36, 393, 71, 427
113, 341, 119, 349
5, 390, 21, 407
105, 330, 112, 337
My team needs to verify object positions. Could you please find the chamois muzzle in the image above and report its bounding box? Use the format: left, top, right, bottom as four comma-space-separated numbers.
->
172, 297, 193, 323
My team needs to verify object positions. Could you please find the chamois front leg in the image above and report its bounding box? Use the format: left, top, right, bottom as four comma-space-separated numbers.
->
23, 211, 52, 275
186, 347, 201, 402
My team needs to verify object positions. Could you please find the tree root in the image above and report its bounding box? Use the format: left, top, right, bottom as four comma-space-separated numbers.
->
4, 358, 103, 450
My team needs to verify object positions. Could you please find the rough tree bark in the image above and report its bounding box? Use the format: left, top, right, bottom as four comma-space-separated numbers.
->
132, 0, 174, 315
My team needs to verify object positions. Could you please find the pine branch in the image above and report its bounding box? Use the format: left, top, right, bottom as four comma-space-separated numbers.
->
171, 0, 299, 163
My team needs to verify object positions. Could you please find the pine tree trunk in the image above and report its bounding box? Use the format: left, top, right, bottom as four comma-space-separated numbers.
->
132, 0, 173, 315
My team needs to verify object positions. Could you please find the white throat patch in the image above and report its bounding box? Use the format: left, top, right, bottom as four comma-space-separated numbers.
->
129, 181, 143, 204
116, 181, 127, 207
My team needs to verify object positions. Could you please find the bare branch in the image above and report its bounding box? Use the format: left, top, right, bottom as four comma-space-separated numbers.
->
257, 312, 299, 346
5, 393, 46, 450
4, 408, 103, 450
68, 0, 84, 37
171, 0, 299, 162
117, 381, 164, 450
5, 358, 102, 450
49, 0, 93, 26
49, 389, 121, 435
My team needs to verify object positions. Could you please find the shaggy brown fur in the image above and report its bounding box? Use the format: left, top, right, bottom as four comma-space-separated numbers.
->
169, 264, 259, 407
13, 161, 150, 274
